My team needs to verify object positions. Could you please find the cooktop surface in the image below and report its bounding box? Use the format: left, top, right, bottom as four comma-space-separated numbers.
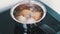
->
0, 1, 60, 34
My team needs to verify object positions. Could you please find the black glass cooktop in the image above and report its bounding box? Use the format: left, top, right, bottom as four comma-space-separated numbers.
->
0, 1, 60, 34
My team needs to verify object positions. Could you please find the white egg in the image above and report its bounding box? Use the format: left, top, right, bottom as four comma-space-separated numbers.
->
18, 16, 27, 23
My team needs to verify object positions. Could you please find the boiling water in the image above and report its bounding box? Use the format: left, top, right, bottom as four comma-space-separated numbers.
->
14, 3, 43, 24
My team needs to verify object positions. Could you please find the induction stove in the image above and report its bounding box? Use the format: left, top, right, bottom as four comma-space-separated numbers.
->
0, 1, 60, 34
